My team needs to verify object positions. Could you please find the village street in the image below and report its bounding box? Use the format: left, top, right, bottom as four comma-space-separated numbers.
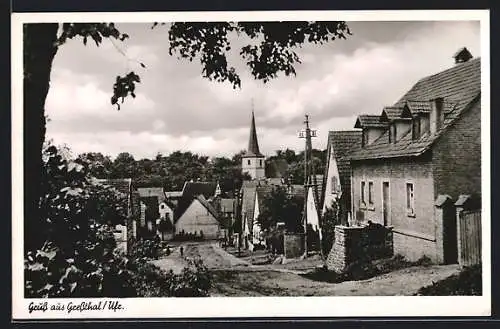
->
151, 242, 461, 296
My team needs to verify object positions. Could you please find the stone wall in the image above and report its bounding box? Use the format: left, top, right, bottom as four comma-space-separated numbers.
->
284, 233, 304, 258
326, 225, 393, 272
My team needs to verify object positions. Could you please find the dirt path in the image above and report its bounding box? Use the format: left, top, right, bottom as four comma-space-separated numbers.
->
151, 242, 461, 296
210, 264, 461, 296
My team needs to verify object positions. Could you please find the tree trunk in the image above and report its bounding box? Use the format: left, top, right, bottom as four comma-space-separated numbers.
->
23, 23, 59, 252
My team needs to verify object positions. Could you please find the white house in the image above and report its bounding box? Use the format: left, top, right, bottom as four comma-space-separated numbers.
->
321, 131, 362, 225
175, 195, 222, 240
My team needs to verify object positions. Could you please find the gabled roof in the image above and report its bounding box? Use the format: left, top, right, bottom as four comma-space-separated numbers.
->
195, 195, 220, 220
174, 181, 218, 220
402, 99, 458, 117
354, 115, 387, 128
321, 131, 362, 207
349, 58, 481, 161
380, 106, 405, 122
182, 181, 217, 200
95, 178, 132, 196
243, 111, 264, 157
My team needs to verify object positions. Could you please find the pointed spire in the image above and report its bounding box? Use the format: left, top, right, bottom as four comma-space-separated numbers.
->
245, 103, 263, 157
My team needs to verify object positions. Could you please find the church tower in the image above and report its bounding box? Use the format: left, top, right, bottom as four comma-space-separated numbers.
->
241, 110, 266, 180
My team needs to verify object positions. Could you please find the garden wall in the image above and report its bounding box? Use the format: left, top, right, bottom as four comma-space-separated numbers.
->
326, 225, 394, 272
284, 233, 304, 258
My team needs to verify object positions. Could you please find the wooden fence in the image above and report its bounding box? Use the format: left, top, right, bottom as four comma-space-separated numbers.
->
458, 209, 481, 266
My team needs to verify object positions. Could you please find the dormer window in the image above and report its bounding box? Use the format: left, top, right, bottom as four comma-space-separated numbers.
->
362, 130, 369, 147
412, 116, 421, 140
388, 124, 397, 143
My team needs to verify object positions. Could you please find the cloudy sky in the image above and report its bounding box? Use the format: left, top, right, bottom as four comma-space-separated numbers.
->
45, 20, 480, 160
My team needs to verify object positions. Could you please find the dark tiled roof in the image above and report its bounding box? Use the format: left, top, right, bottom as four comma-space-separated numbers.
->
380, 106, 404, 121
349, 58, 481, 161
321, 131, 362, 207
174, 181, 217, 220
241, 185, 257, 232
404, 100, 432, 114
354, 115, 387, 128
244, 111, 264, 157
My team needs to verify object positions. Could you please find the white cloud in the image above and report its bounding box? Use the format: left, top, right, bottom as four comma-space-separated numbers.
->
45, 68, 156, 121
45, 21, 480, 158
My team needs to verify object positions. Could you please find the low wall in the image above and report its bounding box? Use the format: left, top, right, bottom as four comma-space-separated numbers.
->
393, 230, 438, 262
326, 225, 394, 272
284, 233, 304, 258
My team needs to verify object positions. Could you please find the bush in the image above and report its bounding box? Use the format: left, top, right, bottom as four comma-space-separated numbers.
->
25, 145, 135, 297
128, 238, 160, 260
415, 264, 482, 296
129, 257, 212, 297
25, 144, 213, 297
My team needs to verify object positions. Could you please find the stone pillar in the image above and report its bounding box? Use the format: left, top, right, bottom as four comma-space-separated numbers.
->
434, 194, 453, 264
326, 226, 350, 272
454, 194, 473, 266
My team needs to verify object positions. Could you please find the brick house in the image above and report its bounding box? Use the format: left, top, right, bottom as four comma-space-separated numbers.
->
321, 131, 362, 225
347, 54, 481, 263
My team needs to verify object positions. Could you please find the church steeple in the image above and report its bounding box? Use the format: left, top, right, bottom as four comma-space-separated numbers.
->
246, 110, 263, 156
241, 101, 266, 180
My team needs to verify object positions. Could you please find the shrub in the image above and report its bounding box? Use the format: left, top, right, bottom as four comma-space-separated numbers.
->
415, 264, 482, 296
128, 257, 212, 297
128, 238, 160, 260
25, 144, 212, 297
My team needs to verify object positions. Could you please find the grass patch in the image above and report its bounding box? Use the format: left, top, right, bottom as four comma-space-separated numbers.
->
415, 264, 482, 296
301, 254, 433, 283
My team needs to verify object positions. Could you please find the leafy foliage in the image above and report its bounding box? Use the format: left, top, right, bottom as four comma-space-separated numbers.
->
257, 186, 304, 235
26, 144, 134, 297
415, 264, 482, 296
165, 22, 351, 88
25, 144, 212, 298
131, 257, 212, 297
320, 199, 341, 255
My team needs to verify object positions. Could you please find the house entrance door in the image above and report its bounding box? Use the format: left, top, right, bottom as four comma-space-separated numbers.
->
382, 182, 390, 226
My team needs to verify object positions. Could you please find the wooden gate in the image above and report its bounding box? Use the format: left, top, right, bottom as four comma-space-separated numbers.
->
458, 209, 481, 266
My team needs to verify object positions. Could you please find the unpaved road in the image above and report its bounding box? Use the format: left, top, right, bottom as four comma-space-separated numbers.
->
152, 242, 461, 296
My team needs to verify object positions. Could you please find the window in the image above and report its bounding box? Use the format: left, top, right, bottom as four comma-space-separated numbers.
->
247, 159, 251, 165
412, 117, 421, 140
368, 181, 374, 206
406, 183, 415, 216
362, 131, 368, 147
361, 181, 366, 207
331, 176, 339, 194
259, 159, 263, 167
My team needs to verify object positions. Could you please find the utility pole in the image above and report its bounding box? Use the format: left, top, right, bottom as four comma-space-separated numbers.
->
298, 114, 317, 258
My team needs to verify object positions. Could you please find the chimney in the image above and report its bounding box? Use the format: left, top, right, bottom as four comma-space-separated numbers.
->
430, 97, 445, 134
453, 47, 473, 64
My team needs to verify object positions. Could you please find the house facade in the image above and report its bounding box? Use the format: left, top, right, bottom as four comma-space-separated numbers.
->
321, 131, 362, 225
348, 54, 481, 263
175, 195, 222, 240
